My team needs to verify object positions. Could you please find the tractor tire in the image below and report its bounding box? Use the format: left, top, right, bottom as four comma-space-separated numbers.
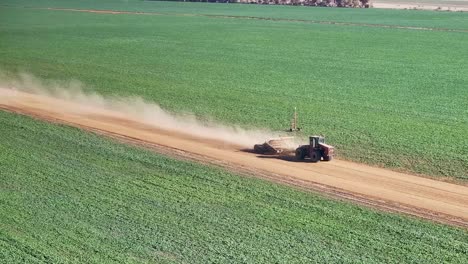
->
295, 148, 306, 160
310, 150, 321, 163
323, 155, 333, 162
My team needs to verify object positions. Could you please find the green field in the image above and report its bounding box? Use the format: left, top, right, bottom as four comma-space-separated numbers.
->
3, 0, 468, 29
1, 2, 468, 262
1, 1, 467, 179
1, 111, 468, 263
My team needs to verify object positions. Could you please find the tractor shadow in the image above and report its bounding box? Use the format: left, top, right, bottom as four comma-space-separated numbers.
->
240, 149, 307, 163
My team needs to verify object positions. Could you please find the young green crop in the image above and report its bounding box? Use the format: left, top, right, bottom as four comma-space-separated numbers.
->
2, 0, 468, 30
1, 111, 468, 263
0, 2, 467, 180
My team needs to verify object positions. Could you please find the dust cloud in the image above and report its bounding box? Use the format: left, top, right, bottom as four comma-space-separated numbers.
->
0, 73, 278, 147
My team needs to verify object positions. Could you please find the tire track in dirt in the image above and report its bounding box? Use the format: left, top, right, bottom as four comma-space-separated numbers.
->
1, 89, 467, 228
14, 6, 468, 33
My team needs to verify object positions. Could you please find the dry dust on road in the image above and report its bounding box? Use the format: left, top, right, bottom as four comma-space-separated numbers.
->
1, 88, 468, 228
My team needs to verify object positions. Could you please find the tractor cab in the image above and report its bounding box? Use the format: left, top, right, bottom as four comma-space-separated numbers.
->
310, 136, 325, 149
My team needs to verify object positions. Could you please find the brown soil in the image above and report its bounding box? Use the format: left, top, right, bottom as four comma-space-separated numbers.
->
373, 1, 468, 12
1, 89, 467, 228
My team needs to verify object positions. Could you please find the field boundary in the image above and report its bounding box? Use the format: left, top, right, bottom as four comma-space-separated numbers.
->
373, 1, 468, 12
5, 6, 467, 33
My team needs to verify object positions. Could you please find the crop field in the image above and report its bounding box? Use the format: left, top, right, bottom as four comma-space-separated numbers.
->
1, 110, 467, 263
1, 1, 468, 262
3, 0, 468, 29
1, 1, 467, 179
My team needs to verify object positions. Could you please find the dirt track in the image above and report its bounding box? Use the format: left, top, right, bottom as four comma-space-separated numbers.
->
1, 89, 468, 228
373, 1, 468, 12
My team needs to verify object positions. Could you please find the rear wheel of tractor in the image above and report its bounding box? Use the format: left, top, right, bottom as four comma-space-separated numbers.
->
295, 148, 306, 160
323, 155, 333, 161
310, 150, 321, 163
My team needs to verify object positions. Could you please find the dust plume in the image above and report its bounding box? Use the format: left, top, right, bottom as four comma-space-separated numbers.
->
0, 73, 278, 147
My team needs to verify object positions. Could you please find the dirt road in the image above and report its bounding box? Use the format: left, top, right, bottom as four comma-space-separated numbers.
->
373, 1, 468, 12
1, 89, 467, 227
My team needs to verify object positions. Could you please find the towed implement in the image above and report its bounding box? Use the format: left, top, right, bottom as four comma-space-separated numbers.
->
254, 108, 299, 155
253, 137, 295, 155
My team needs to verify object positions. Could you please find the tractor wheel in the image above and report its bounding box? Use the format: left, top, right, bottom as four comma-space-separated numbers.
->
323, 155, 333, 161
310, 150, 321, 163
295, 148, 306, 160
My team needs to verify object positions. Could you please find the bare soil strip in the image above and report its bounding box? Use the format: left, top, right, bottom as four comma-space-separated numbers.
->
373, 1, 468, 12
32, 7, 468, 33
1, 89, 468, 228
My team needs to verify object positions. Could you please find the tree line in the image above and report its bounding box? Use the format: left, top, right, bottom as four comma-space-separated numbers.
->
171, 0, 371, 8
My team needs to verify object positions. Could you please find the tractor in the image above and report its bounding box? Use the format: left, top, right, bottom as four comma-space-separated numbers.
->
295, 136, 334, 162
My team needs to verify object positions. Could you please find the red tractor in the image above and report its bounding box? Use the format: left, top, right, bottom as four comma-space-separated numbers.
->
295, 136, 334, 162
